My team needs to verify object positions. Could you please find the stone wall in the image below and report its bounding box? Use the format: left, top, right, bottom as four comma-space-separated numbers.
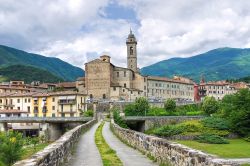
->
143, 116, 203, 131
14, 119, 96, 166
111, 121, 250, 166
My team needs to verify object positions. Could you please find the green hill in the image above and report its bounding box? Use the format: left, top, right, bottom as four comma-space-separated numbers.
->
0, 45, 84, 81
0, 65, 64, 83
141, 47, 250, 82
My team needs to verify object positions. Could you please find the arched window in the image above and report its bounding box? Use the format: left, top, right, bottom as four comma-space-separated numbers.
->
130, 46, 133, 55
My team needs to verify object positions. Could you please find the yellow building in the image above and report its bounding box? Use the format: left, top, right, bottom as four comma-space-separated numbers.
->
0, 91, 87, 118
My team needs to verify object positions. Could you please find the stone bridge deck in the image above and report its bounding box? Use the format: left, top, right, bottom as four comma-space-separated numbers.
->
0, 117, 93, 123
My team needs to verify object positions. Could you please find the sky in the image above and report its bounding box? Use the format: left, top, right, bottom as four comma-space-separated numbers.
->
1, 0, 250, 69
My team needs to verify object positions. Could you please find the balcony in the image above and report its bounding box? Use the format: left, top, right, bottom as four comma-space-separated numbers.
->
58, 100, 76, 105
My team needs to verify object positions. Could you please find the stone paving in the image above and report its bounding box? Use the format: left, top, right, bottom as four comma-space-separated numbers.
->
65, 122, 103, 166
102, 122, 158, 166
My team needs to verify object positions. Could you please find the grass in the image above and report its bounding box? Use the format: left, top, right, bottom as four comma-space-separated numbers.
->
95, 122, 123, 166
21, 143, 50, 160
176, 139, 250, 158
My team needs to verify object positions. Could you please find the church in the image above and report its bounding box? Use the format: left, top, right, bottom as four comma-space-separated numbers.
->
84, 30, 194, 101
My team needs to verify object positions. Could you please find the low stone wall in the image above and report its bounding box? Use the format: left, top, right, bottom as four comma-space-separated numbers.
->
111, 121, 250, 166
14, 119, 96, 166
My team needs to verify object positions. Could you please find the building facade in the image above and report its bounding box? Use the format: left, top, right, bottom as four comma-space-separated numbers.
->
85, 31, 195, 102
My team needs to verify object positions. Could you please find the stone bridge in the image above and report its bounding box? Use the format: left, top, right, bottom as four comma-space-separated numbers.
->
124, 116, 204, 131
0, 117, 93, 141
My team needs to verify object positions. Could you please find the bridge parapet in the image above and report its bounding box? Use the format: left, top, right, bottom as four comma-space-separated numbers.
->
124, 116, 204, 131
14, 119, 97, 166
0, 117, 93, 123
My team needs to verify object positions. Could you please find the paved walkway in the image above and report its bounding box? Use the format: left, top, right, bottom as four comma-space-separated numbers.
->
65, 122, 103, 166
102, 122, 158, 166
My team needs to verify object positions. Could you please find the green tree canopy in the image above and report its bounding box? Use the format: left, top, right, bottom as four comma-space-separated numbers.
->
221, 89, 250, 136
202, 96, 219, 115
164, 99, 176, 114
134, 97, 150, 116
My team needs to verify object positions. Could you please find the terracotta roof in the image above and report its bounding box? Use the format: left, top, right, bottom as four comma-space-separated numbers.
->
0, 109, 28, 114
147, 76, 194, 85
57, 82, 76, 88
0, 91, 87, 97
76, 77, 85, 81
0, 85, 31, 91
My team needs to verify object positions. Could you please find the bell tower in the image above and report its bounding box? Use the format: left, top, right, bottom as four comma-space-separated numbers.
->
126, 29, 138, 72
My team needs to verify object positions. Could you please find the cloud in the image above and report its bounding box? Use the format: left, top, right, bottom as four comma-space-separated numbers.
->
1, 0, 250, 69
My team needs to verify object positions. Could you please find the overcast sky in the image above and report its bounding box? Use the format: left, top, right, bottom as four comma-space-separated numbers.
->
1, 0, 250, 69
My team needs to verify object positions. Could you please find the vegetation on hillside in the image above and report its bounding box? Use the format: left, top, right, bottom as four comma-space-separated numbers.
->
141, 47, 250, 81
0, 45, 84, 81
0, 65, 64, 83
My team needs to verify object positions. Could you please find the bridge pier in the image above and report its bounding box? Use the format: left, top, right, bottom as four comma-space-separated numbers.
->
0, 122, 7, 132
48, 123, 63, 141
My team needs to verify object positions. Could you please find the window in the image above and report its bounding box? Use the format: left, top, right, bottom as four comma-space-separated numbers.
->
124, 71, 126, 77
52, 113, 55, 117
52, 106, 55, 110
17, 99, 20, 103
103, 94, 106, 99
28, 98, 31, 103
113, 87, 116, 91
70, 105, 73, 111
25, 98, 27, 103
61, 113, 65, 117
124, 83, 126, 88
90, 94, 93, 99
117, 72, 119, 77
27, 106, 30, 113
0, 99, 2, 103
130, 46, 133, 55
17, 107, 20, 110
52, 98, 55, 102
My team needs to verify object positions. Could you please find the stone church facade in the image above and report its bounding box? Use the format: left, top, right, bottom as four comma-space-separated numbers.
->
85, 30, 194, 101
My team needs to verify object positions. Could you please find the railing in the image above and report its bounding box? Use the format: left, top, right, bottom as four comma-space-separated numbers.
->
0, 117, 93, 123
58, 100, 76, 105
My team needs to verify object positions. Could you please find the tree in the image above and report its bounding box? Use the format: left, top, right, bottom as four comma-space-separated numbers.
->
134, 97, 150, 116
221, 89, 250, 136
164, 99, 176, 114
202, 96, 219, 115
0, 131, 24, 166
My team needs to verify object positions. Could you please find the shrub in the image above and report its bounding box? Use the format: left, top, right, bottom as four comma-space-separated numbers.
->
244, 136, 250, 142
153, 125, 185, 137
112, 108, 128, 128
186, 111, 203, 116
147, 107, 168, 116
180, 120, 203, 132
124, 104, 136, 116
195, 134, 229, 144
201, 117, 230, 130
84, 110, 94, 117
134, 97, 150, 116
202, 96, 219, 115
0, 131, 24, 166
164, 99, 176, 114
